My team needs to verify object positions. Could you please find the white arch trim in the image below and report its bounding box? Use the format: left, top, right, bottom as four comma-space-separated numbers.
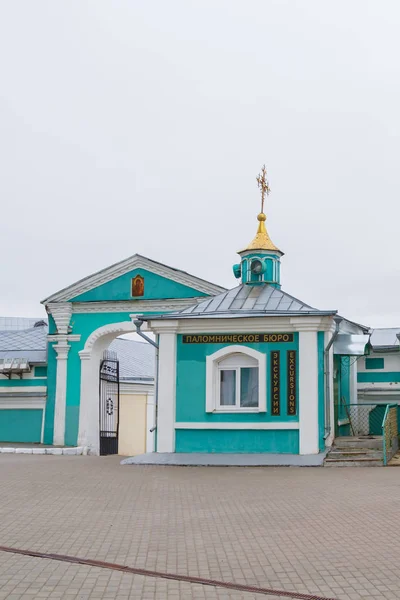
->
81, 321, 135, 356
77, 320, 136, 454
206, 345, 267, 413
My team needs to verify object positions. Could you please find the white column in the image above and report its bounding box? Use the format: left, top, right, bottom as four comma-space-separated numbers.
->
78, 349, 101, 454
152, 322, 178, 453
53, 341, 70, 446
291, 317, 323, 456
298, 330, 319, 454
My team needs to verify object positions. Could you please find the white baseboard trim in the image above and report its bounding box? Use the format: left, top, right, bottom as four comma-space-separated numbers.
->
175, 422, 299, 430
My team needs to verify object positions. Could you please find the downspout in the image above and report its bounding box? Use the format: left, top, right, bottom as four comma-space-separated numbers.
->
134, 319, 159, 437
324, 315, 343, 439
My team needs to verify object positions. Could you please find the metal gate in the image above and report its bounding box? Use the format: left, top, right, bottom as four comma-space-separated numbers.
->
99, 350, 120, 456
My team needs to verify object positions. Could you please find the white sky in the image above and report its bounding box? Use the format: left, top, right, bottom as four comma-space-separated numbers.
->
1, 1, 399, 327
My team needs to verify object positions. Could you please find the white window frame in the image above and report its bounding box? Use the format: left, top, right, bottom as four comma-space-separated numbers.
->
206, 345, 267, 413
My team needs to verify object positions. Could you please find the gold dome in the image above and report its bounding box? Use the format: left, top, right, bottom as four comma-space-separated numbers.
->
239, 212, 282, 253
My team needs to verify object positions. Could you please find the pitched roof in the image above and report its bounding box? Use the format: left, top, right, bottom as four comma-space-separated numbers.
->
0, 324, 48, 363
42, 254, 226, 303
145, 284, 337, 320
0, 317, 47, 331
108, 338, 155, 382
0, 322, 155, 380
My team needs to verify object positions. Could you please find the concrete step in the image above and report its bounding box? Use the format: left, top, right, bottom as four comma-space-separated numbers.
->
324, 457, 383, 467
333, 437, 383, 450
329, 450, 383, 458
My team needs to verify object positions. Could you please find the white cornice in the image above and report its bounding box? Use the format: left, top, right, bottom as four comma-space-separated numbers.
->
148, 316, 333, 334
148, 315, 335, 335
120, 382, 154, 394
41, 254, 226, 304
71, 297, 205, 314
46, 303, 72, 334
48, 334, 81, 342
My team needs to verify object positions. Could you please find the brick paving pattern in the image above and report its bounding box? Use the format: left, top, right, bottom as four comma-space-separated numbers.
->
0, 455, 399, 599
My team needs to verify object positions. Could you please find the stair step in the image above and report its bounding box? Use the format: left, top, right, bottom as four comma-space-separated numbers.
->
325, 455, 382, 462
324, 460, 383, 467
330, 451, 383, 458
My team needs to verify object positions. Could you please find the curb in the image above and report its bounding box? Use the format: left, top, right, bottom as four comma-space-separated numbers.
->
0, 446, 88, 456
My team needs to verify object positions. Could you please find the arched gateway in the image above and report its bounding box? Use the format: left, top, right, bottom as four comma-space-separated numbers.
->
42, 254, 225, 455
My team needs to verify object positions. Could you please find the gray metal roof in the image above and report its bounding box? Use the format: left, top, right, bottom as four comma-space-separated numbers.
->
0, 317, 47, 331
370, 328, 400, 351
107, 338, 155, 382
0, 323, 155, 380
146, 284, 337, 319
0, 325, 48, 363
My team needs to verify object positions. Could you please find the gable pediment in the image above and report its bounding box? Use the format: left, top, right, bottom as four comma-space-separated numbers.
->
41, 254, 226, 304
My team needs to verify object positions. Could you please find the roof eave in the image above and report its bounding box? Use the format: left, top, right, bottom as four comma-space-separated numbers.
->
142, 310, 337, 321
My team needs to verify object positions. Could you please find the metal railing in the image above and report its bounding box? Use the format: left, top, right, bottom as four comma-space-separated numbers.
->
338, 402, 389, 437
382, 404, 399, 466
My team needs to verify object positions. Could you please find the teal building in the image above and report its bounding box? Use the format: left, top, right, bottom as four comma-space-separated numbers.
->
0, 170, 374, 457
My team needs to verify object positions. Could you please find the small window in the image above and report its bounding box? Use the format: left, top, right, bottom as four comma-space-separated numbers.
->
218, 359, 259, 410
206, 345, 266, 413
365, 357, 384, 370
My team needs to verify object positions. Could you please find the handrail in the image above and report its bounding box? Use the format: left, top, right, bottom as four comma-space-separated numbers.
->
382, 403, 398, 466
382, 405, 390, 466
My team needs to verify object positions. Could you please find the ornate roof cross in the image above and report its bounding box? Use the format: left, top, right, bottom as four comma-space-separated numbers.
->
256, 164, 271, 214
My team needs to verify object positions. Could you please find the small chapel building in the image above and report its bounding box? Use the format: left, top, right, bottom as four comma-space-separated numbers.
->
0, 170, 375, 458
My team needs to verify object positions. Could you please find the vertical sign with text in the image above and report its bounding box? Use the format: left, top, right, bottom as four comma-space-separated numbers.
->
287, 350, 297, 415
271, 351, 280, 415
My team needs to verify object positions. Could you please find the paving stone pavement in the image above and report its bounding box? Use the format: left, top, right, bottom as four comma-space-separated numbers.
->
0, 455, 399, 599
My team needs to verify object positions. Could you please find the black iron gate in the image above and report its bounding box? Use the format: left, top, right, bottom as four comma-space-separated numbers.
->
99, 350, 120, 456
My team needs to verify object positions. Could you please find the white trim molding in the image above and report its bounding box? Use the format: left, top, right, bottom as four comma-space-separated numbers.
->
42, 254, 226, 303
83, 321, 135, 353
148, 315, 334, 335
0, 386, 47, 394
206, 345, 267, 413
46, 303, 72, 334
120, 382, 154, 394
72, 298, 206, 314
175, 422, 298, 430
0, 398, 46, 409
48, 334, 81, 343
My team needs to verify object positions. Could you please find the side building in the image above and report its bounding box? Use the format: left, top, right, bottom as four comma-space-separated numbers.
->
0, 319, 155, 454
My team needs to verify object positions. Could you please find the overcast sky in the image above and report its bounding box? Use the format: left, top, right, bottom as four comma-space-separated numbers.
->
1, 1, 399, 327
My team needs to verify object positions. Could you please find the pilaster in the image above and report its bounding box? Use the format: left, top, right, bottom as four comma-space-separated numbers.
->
53, 340, 70, 446
291, 319, 321, 455
150, 321, 178, 453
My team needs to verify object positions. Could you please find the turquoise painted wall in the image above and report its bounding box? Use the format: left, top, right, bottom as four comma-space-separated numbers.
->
70, 269, 208, 303
47, 308, 167, 445
317, 331, 325, 451
34, 366, 48, 377
175, 429, 299, 453
358, 372, 400, 383
175, 334, 299, 453
0, 409, 43, 443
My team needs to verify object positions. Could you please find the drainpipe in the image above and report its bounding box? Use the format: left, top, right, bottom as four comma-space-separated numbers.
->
134, 319, 159, 436
324, 315, 343, 439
